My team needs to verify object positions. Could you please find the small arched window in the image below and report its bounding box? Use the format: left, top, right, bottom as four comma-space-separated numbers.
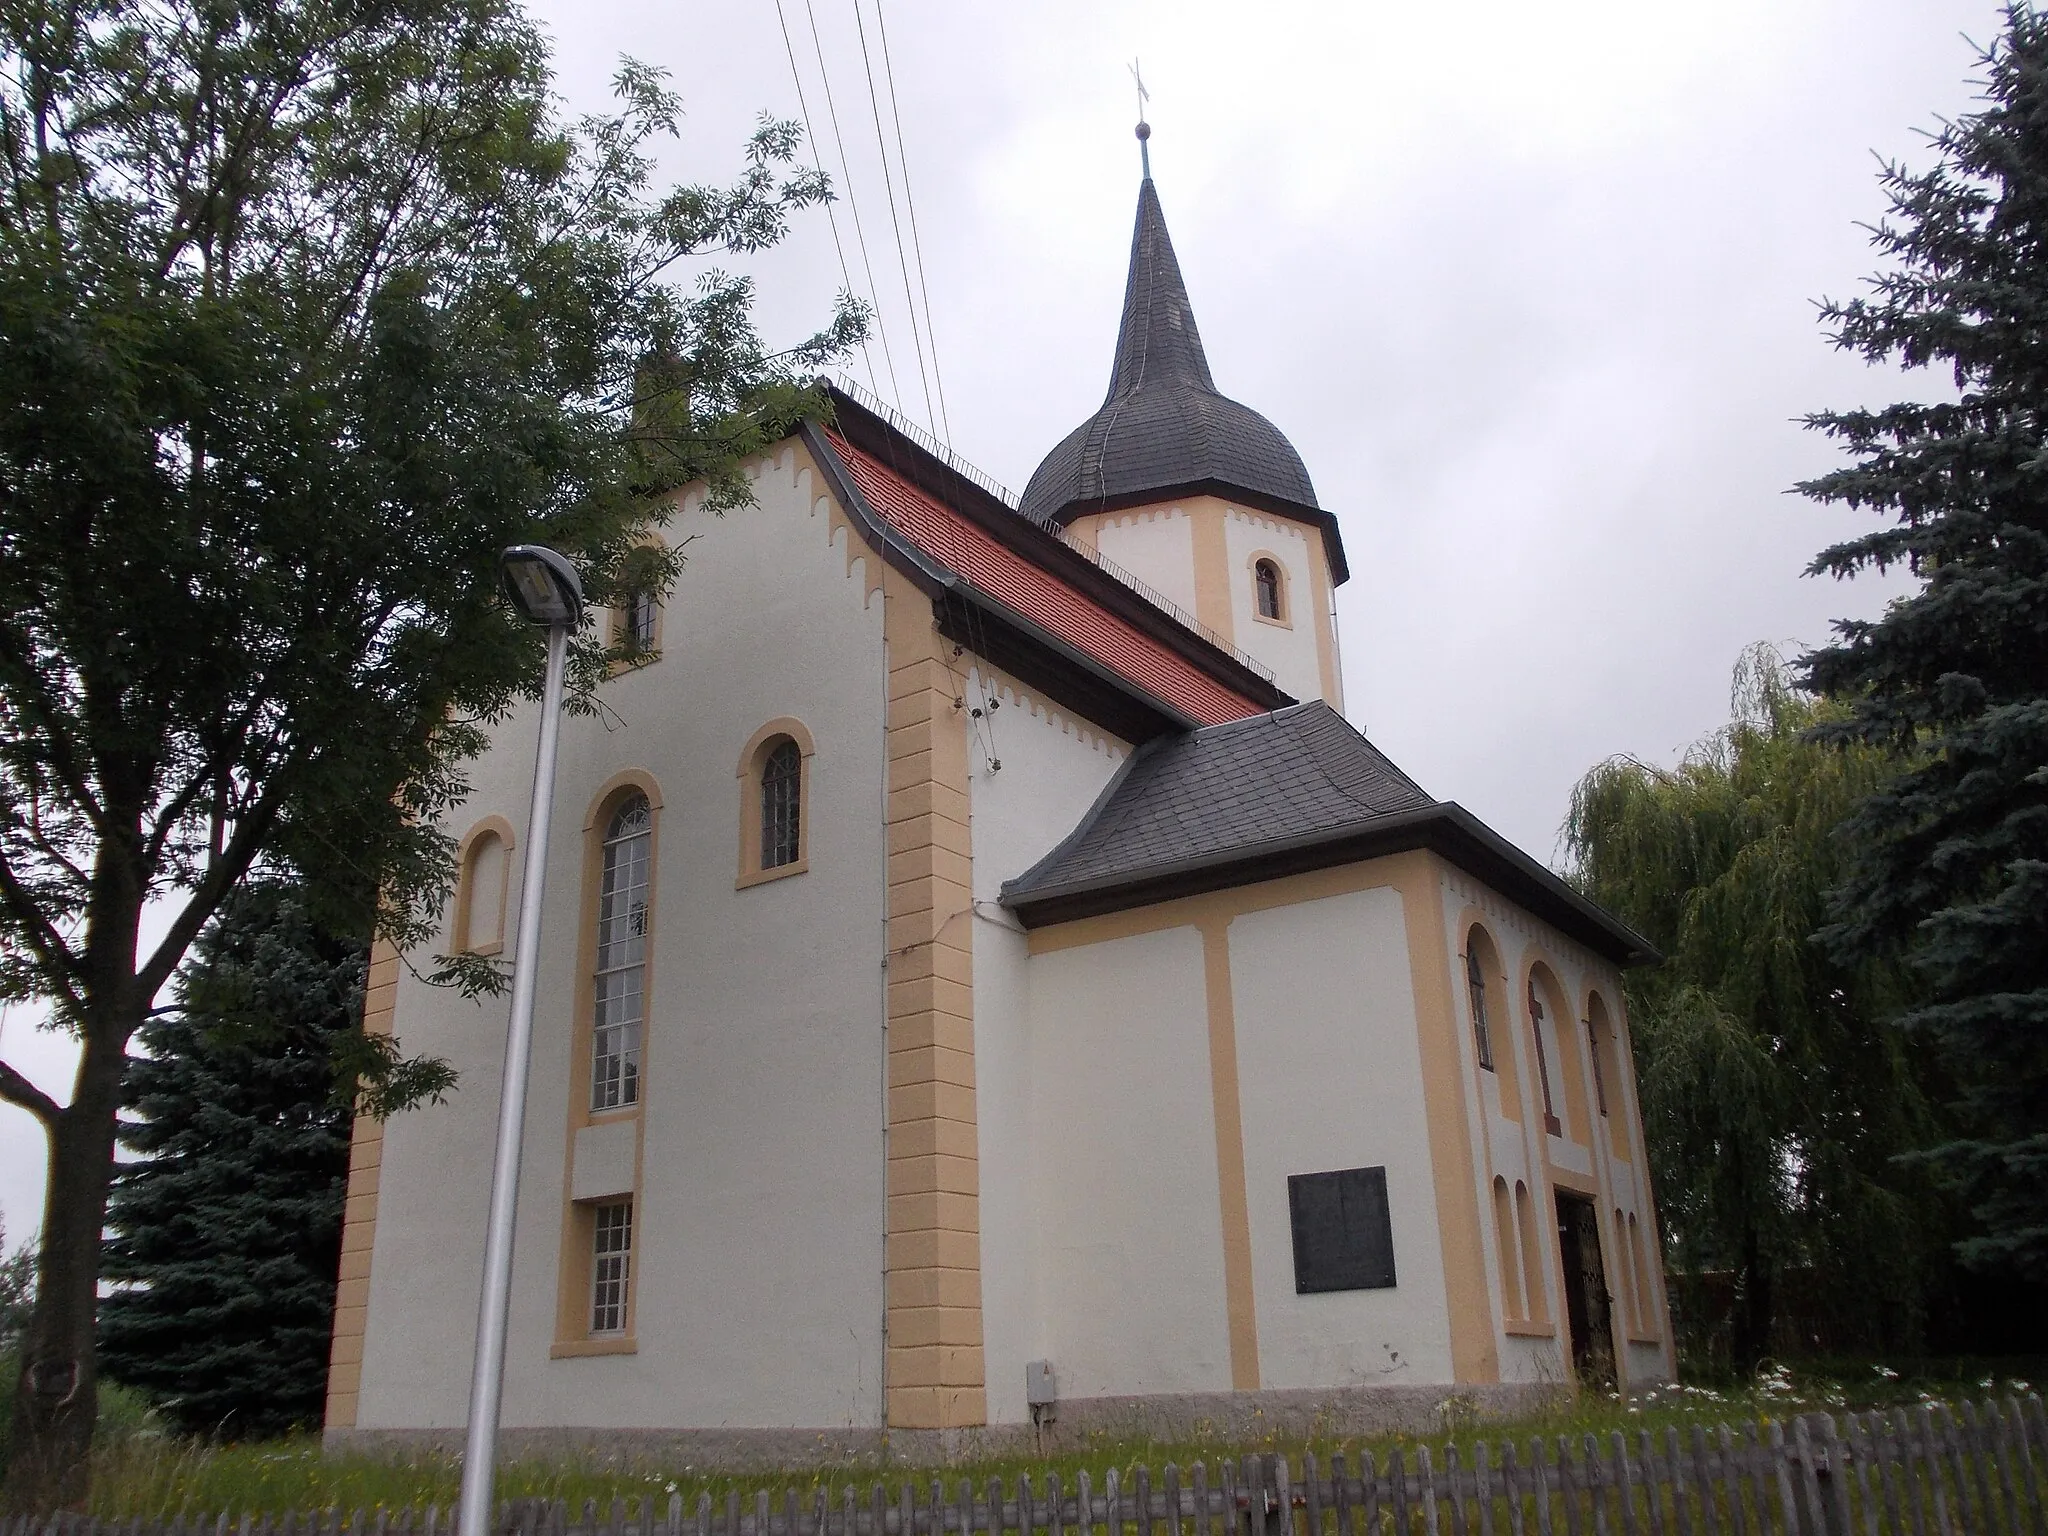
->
455, 824, 511, 955
1466, 945, 1494, 1071
761, 739, 802, 870
1492, 1176, 1523, 1321
1254, 558, 1284, 621
1514, 1179, 1548, 1323
592, 794, 651, 1112
1628, 1212, 1654, 1334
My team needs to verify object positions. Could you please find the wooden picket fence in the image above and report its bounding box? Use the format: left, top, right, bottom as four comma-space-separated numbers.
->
7, 1395, 2045, 1536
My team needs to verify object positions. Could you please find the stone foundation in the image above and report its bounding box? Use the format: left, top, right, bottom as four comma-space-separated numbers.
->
324, 1382, 1568, 1471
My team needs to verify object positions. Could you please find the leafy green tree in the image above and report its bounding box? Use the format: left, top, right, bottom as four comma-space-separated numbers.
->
1798, 5, 2048, 1282
0, 0, 860, 1503
0, 1225, 28, 1356
1565, 647, 1947, 1369
99, 884, 362, 1439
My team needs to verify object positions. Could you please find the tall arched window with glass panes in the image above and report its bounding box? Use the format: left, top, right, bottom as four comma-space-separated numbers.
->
593, 795, 651, 1111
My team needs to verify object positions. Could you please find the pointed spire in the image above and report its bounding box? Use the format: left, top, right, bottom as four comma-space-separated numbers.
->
1104, 177, 1216, 403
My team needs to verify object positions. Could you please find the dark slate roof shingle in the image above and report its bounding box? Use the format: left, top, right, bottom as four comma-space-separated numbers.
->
1004, 701, 1431, 900
1019, 179, 1326, 539
1001, 701, 1658, 967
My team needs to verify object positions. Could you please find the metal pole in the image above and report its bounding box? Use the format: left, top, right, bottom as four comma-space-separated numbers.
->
458, 620, 570, 1536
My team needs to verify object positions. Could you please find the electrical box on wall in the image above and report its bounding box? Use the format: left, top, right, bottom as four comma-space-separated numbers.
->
1025, 1360, 1057, 1411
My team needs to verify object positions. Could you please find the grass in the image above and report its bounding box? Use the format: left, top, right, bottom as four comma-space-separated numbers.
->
62, 1357, 2046, 1519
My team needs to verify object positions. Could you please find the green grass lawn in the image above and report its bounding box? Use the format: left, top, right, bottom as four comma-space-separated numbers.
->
62, 1357, 2044, 1519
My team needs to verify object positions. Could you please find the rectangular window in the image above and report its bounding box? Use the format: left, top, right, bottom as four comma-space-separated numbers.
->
1466, 951, 1494, 1072
1287, 1166, 1397, 1293
590, 1199, 633, 1335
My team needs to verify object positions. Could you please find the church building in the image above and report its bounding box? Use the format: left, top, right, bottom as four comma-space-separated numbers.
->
325, 153, 1672, 1452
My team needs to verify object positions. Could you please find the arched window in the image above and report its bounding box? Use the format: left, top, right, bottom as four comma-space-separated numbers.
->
1514, 1179, 1548, 1323
1466, 944, 1494, 1071
1528, 978, 1563, 1137
1628, 1212, 1654, 1334
623, 589, 658, 654
592, 794, 651, 1112
454, 821, 513, 954
736, 720, 814, 887
761, 739, 802, 870
1493, 1176, 1523, 1321
1588, 1016, 1610, 1116
1254, 558, 1284, 621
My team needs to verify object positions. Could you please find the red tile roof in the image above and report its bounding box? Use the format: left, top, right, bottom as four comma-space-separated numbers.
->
825, 432, 1265, 728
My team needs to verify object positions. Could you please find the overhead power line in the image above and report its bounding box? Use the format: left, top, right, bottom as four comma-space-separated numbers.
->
871, 0, 952, 444
851, 0, 937, 436
800, 0, 905, 406
772, 0, 878, 396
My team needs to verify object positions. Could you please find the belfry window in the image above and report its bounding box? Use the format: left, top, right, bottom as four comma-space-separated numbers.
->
1254, 559, 1284, 621
593, 795, 651, 1112
1466, 947, 1494, 1071
761, 738, 802, 870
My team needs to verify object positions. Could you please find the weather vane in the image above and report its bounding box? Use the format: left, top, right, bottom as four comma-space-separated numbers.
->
1129, 59, 1152, 178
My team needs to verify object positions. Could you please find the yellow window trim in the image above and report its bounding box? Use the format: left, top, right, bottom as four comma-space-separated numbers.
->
735, 716, 816, 889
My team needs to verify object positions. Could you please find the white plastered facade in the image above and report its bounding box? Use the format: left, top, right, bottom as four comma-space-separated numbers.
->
338, 435, 1669, 1443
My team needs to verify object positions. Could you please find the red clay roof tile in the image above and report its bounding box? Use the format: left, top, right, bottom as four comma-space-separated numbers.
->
825, 431, 1264, 728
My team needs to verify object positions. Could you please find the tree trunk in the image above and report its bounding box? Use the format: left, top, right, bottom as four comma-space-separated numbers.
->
1732, 1224, 1775, 1372
4, 1025, 129, 1512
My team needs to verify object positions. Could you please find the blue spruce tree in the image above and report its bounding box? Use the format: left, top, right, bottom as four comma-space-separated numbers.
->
98, 885, 363, 1437
1801, 4, 2048, 1279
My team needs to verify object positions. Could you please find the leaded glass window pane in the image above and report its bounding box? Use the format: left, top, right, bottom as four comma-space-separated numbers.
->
626, 590, 657, 652
593, 795, 650, 1111
761, 740, 802, 870
590, 1199, 632, 1334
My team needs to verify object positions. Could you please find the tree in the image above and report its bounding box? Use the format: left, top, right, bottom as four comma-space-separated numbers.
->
0, 0, 862, 1503
1798, 4, 2048, 1281
99, 883, 362, 1439
1565, 647, 1948, 1369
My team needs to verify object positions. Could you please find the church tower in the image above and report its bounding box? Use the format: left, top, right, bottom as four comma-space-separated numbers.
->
1020, 138, 1349, 710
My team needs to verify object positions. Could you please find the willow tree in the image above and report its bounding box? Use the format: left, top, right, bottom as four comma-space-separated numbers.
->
0, 0, 861, 1504
1565, 647, 1944, 1368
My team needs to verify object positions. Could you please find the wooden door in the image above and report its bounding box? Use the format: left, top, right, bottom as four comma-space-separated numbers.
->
1555, 1191, 1615, 1388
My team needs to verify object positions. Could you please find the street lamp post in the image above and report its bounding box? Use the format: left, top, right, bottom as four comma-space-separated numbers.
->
458, 546, 584, 1536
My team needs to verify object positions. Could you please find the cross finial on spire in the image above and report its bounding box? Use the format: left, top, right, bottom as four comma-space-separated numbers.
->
1128, 59, 1151, 179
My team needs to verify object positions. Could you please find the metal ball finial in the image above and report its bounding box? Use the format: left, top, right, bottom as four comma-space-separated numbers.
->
1135, 121, 1150, 141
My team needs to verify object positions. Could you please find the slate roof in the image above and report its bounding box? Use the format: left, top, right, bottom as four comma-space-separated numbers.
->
1002, 701, 1657, 966
1019, 178, 1347, 582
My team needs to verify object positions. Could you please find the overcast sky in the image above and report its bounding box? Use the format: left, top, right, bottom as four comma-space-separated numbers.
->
0, 0, 2007, 1242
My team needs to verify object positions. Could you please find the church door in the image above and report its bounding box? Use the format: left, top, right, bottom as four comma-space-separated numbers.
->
1555, 1192, 1616, 1388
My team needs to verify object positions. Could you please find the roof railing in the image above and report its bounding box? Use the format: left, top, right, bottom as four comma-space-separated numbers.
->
831, 375, 1022, 507
829, 375, 1276, 686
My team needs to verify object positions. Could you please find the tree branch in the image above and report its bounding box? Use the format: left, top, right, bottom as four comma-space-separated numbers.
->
0, 1056, 62, 1128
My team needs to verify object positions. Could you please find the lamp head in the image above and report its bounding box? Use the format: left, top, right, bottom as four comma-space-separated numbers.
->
500, 545, 584, 628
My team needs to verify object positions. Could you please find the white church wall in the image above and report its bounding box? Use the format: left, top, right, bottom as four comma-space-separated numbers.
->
357, 444, 892, 1431
1221, 510, 1325, 706
962, 667, 1128, 1424
1228, 889, 1457, 1389
1090, 508, 1199, 618
1026, 926, 1236, 1400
